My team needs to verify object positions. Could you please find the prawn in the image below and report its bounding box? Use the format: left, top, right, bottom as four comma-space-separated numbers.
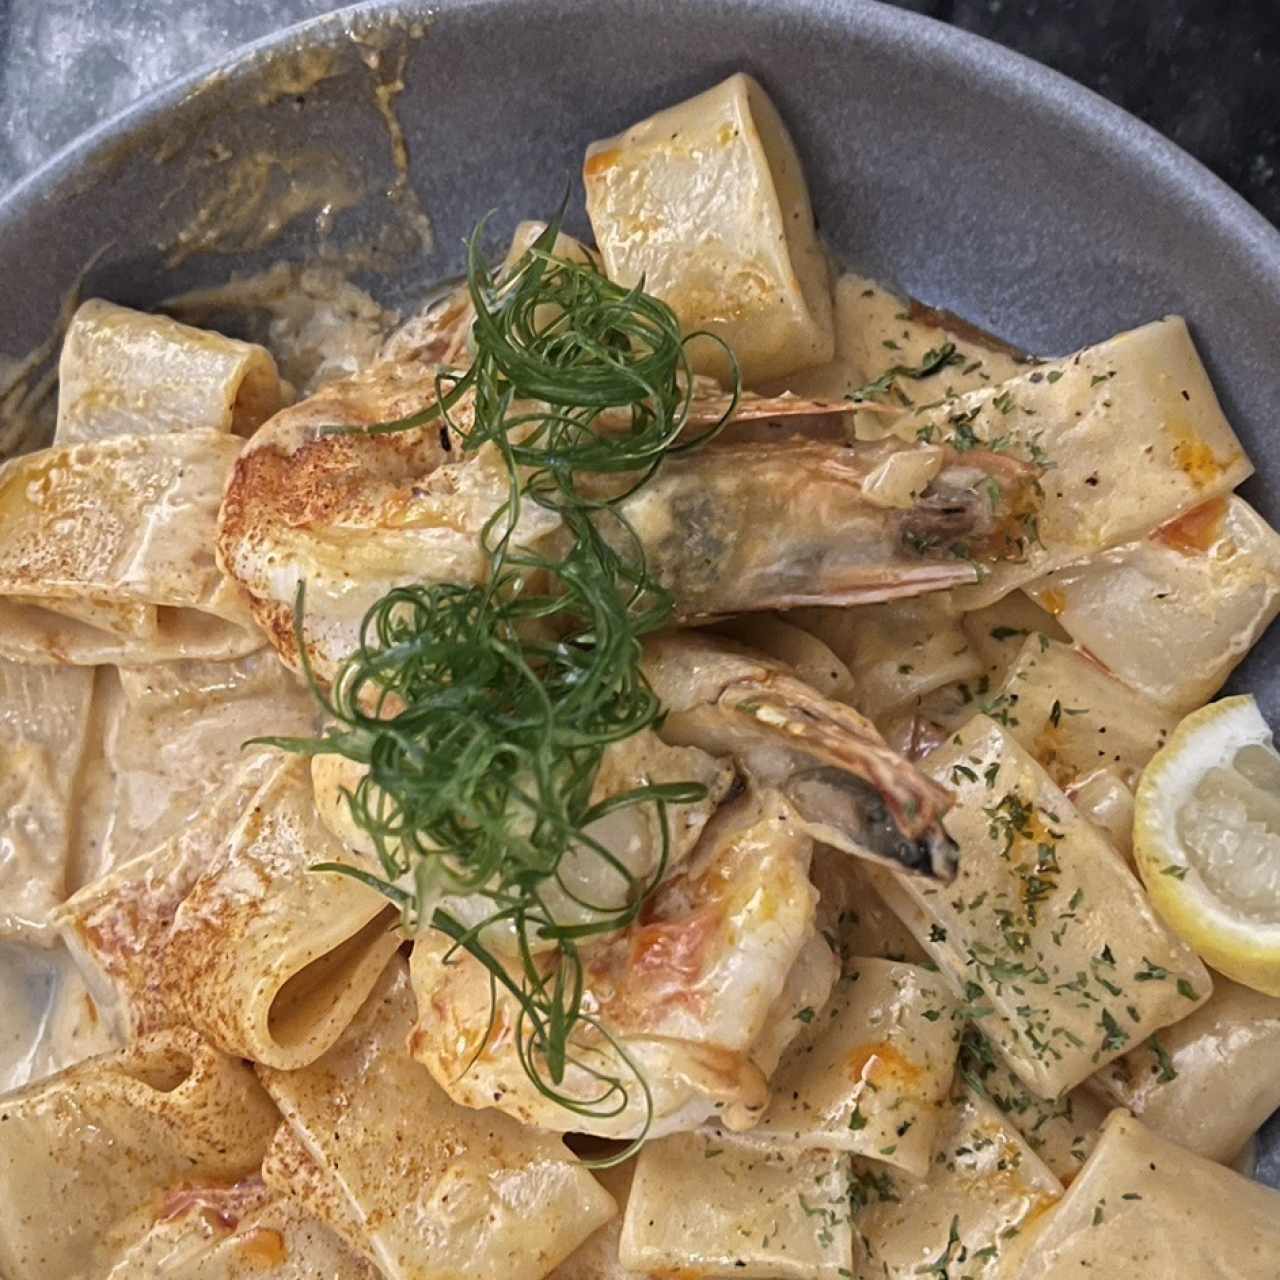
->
640, 630, 959, 879
219, 377, 1032, 678
406, 787, 836, 1139
585, 437, 1032, 620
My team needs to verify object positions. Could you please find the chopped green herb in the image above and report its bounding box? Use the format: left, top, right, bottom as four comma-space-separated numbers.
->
984, 791, 1035, 854
1048, 699, 1087, 728
1150, 1036, 1178, 1083
1099, 1010, 1130, 1053
916, 1215, 963, 1277
847, 342, 963, 403
849, 1167, 900, 1212
952, 419, 982, 452
979, 692, 1020, 727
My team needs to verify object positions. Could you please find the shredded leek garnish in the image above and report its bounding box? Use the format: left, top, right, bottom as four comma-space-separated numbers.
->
259, 212, 739, 1146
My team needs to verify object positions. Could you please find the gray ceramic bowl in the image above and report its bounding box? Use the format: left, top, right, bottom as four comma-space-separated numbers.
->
1, 0, 1278, 1183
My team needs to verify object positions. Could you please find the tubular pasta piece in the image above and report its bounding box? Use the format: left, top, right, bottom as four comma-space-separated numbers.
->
0, 599, 261, 666
619, 1127, 853, 1278
847, 1084, 1061, 1279
792, 597, 981, 723
56, 753, 400, 1069
56, 299, 285, 446
584, 73, 833, 386
1064, 767, 1135, 864
866, 715, 1211, 1099
0, 1027, 277, 1280
960, 1031, 1106, 1184
258, 959, 617, 1280
261, 1125, 382, 1267
101, 1174, 379, 1279
746, 956, 960, 1177
1001, 1111, 1280, 1278
988, 636, 1179, 790
1085, 975, 1280, 1165
0, 660, 96, 942
1025, 495, 1280, 713
77, 651, 317, 884
747, 932, 841, 1084
959, 592, 1069, 691
546, 1162, 640, 1280
0, 430, 260, 664
0, 940, 119, 1094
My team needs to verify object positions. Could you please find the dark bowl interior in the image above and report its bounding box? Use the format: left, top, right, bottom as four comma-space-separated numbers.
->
1, 0, 1278, 1181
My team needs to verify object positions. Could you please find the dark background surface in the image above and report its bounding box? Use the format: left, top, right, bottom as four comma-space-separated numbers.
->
0, 0, 1276, 225
891, 0, 1280, 227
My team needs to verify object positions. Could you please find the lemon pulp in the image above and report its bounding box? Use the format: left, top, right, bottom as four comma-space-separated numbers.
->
1178, 743, 1280, 922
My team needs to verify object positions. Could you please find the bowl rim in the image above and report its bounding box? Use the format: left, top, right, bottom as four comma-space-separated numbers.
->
1, 0, 1277, 276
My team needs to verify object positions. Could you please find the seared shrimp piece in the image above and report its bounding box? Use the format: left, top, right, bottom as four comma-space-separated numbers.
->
311, 727, 735, 955
215, 347, 444, 628
407, 789, 833, 1139
641, 630, 958, 879
215, 299, 560, 671
595, 438, 1034, 620
222, 411, 1032, 678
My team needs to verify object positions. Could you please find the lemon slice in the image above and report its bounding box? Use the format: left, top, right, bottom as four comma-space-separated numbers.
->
1134, 694, 1280, 995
